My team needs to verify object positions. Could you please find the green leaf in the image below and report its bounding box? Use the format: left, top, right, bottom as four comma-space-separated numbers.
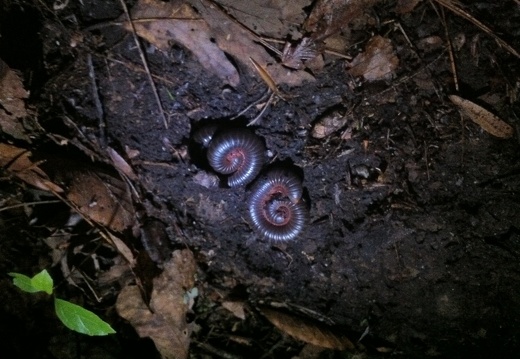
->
31, 270, 53, 294
54, 298, 116, 336
9, 270, 53, 294
9, 272, 39, 293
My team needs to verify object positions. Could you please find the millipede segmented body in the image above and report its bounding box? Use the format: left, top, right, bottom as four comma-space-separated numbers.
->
202, 128, 265, 187
248, 170, 306, 241
193, 124, 218, 148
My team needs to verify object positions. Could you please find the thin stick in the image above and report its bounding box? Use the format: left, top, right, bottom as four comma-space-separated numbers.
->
249, 57, 286, 100
0, 200, 61, 213
105, 55, 177, 86
424, 141, 430, 181
117, 0, 169, 129
84, 17, 203, 31
439, 5, 459, 91
434, 0, 520, 59
87, 54, 107, 147
231, 89, 270, 120
247, 92, 275, 126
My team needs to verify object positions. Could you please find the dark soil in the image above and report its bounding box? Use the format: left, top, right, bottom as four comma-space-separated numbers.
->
1, 0, 520, 358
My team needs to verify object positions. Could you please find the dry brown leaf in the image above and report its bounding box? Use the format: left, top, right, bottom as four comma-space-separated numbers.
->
311, 111, 348, 139
222, 301, 246, 320
116, 249, 196, 359
186, 0, 314, 87
449, 95, 514, 138
43, 232, 71, 267
97, 259, 132, 286
66, 169, 135, 232
259, 306, 355, 351
140, 218, 172, 264
347, 35, 399, 81
0, 143, 64, 193
127, 0, 240, 86
0, 59, 30, 141
108, 146, 138, 180
102, 231, 136, 267
417, 36, 444, 53
218, 0, 311, 39
305, 0, 376, 40
282, 0, 375, 70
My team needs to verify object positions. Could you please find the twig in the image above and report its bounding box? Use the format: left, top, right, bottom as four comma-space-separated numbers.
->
117, 0, 169, 129
247, 92, 275, 126
367, 51, 446, 100
433, 0, 520, 59
244, 57, 287, 125
194, 341, 243, 359
438, 5, 459, 91
104, 55, 177, 86
249, 57, 286, 100
83, 16, 203, 31
231, 89, 270, 120
0, 200, 61, 213
87, 54, 107, 147
424, 141, 430, 181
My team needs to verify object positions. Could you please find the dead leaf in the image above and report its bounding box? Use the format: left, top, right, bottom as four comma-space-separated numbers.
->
311, 111, 348, 139
108, 146, 138, 180
217, 0, 311, 39
259, 306, 355, 351
126, 0, 240, 86
43, 232, 71, 266
186, 0, 314, 87
102, 231, 136, 266
97, 258, 132, 287
347, 35, 399, 81
417, 36, 444, 53
140, 218, 171, 264
222, 301, 246, 320
66, 169, 135, 232
0, 58, 30, 141
0, 143, 64, 193
116, 249, 196, 359
305, 0, 376, 41
449, 95, 514, 138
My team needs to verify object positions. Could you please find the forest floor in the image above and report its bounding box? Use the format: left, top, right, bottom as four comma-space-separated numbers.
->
1, 0, 520, 358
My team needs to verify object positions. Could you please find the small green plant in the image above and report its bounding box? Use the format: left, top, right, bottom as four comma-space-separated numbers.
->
9, 269, 116, 336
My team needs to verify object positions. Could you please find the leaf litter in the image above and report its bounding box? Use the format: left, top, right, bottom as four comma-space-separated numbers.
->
259, 305, 356, 351
121, 0, 315, 87
2, 0, 520, 358
125, 0, 240, 86
347, 35, 399, 82
0, 143, 64, 193
449, 94, 514, 138
116, 249, 197, 359
0, 58, 30, 141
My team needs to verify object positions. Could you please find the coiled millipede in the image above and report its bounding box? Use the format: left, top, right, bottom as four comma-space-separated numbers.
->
194, 127, 266, 187
248, 169, 306, 241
